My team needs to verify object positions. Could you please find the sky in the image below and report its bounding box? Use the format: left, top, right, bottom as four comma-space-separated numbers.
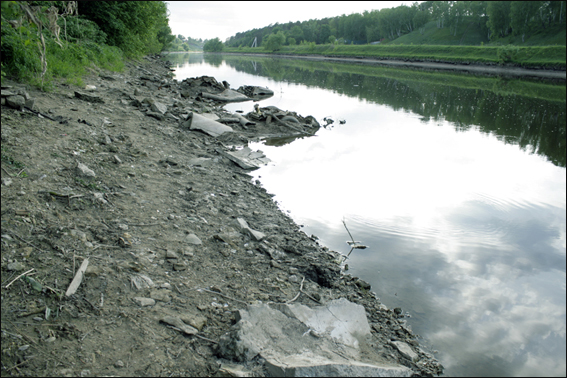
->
166, 1, 408, 42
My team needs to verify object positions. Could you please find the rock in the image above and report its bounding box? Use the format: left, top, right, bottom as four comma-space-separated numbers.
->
7, 261, 26, 271
185, 112, 234, 137
180, 314, 207, 331
391, 341, 419, 362
85, 85, 96, 91
236, 218, 265, 241
166, 249, 179, 259
85, 265, 103, 277
150, 289, 172, 302
216, 146, 270, 170
131, 274, 155, 290
146, 111, 164, 120
265, 357, 412, 377
355, 279, 371, 290
160, 316, 198, 335
76, 162, 96, 177
2, 178, 13, 186
114, 360, 124, 368
185, 233, 202, 245
133, 297, 156, 307
70, 229, 87, 241
394, 307, 403, 316
150, 101, 167, 114
25, 98, 36, 111
6, 95, 25, 110
218, 299, 411, 377
74, 91, 105, 104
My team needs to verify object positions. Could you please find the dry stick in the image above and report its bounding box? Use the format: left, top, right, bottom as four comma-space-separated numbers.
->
286, 276, 305, 304
197, 288, 248, 305
4, 269, 34, 289
6, 357, 34, 371
10, 233, 48, 254
2, 166, 13, 176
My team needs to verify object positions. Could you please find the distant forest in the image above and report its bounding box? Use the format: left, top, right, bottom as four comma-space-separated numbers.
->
225, 1, 566, 47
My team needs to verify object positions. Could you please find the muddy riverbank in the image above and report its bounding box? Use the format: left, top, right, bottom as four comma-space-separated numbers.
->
218, 52, 566, 80
1, 55, 442, 376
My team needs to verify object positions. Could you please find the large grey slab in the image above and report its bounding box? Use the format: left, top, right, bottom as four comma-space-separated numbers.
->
216, 146, 270, 170
186, 112, 234, 137
218, 299, 412, 377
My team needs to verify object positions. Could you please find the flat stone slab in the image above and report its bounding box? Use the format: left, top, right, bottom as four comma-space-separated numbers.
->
201, 88, 252, 103
186, 112, 233, 137
75, 91, 105, 103
216, 146, 270, 170
218, 299, 412, 377
265, 354, 412, 377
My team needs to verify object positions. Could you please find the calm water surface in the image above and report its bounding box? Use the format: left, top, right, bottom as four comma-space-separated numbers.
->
167, 53, 566, 377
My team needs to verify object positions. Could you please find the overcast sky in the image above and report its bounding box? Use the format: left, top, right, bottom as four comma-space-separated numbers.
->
166, 1, 408, 42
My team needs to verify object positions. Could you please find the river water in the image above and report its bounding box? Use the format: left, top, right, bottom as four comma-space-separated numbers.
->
165, 52, 566, 377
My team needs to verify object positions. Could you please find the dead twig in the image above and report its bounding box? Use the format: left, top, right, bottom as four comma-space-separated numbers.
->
10, 232, 48, 254
6, 356, 34, 371
286, 276, 305, 304
4, 269, 34, 289
196, 288, 248, 305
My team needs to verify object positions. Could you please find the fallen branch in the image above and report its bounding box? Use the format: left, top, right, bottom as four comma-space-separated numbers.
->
286, 276, 305, 304
342, 218, 367, 257
65, 258, 89, 297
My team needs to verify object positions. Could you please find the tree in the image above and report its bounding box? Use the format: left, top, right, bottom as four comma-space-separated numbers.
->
203, 37, 223, 52
289, 25, 304, 43
328, 35, 336, 44
265, 31, 285, 51
413, 9, 430, 34
78, 1, 172, 56
287, 37, 296, 46
486, 1, 512, 39
511, 1, 540, 42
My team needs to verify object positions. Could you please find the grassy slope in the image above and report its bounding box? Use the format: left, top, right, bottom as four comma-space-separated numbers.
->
223, 21, 566, 69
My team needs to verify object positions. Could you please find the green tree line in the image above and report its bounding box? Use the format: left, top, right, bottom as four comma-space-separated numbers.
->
223, 1, 565, 49
1, 1, 176, 88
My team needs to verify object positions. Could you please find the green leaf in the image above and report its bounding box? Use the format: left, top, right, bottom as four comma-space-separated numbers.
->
24, 276, 43, 292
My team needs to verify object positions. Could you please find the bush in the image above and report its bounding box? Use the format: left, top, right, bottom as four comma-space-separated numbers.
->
265, 31, 285, 51
203, 38, 223, 52
497, 45, 519, 63
59, 16, 107, 44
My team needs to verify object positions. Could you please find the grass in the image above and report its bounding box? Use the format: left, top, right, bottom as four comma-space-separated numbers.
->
224, 43, 566, 69
2, 22, 125, 91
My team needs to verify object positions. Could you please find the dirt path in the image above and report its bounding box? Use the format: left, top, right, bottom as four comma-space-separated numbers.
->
1, 56, 442, 376
222, 52, 567, 80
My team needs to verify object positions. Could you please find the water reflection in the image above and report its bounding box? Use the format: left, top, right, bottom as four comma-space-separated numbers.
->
221, 54, 566, 168
166, 53, 566, 377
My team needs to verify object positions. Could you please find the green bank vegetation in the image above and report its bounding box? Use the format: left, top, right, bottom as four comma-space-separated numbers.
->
224, 44, 566, 68
214, 1, 565, 68
1, 1, 176, 90
223, 54, 566, 103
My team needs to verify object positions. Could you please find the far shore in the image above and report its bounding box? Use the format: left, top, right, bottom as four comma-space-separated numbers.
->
167, 50, 566, 80
201, 51, 566, 80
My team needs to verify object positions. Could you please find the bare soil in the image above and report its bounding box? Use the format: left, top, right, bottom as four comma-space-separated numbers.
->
1, 55, 442, 377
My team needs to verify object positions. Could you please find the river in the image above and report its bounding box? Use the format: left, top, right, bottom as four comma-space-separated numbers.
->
165, 52, 566, 377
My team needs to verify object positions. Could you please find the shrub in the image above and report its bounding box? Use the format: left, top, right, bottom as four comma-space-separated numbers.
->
497, 45, 519, 63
